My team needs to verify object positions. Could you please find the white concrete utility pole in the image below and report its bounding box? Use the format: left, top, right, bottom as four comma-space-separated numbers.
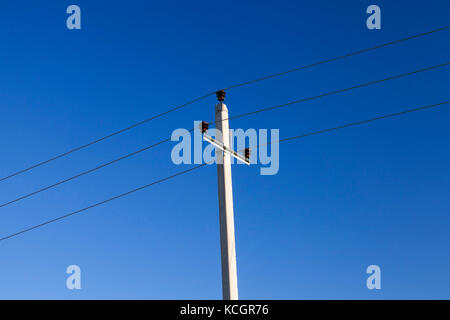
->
201, 90, 250, 300
212, 90, 239, 300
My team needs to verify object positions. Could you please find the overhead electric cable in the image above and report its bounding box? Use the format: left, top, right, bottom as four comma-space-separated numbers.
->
0, 62, 448, 209
1, 26, 448, 182
1, 99, 448, 242
0, 164, 206, 242
246, 100, 450, 151
217, 62, 450, 124
220, 26, 450, 91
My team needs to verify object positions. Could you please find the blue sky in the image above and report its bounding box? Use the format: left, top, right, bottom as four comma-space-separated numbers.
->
0, 0, 449, 299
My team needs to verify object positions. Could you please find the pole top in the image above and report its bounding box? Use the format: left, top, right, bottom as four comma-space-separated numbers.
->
216, 90, 226, 102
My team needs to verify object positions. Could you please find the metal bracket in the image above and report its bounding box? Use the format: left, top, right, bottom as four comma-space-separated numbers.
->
203, 134, 250, 165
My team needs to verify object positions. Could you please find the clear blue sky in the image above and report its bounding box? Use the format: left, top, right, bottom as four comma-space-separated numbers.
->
0, 0, 449, 299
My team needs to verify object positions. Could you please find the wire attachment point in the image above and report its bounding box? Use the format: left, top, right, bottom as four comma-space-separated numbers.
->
244, 148, 251, 162
200, 121, 209, 134
216, 90, 226, 102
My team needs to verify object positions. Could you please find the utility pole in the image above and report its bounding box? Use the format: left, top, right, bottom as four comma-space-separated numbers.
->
215, 90, 239, 300
201, 90, 250, 300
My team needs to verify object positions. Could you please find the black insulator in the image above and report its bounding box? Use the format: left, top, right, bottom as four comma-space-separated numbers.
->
200, 121, 209, 134
244, 148, 251, 160
216, 90, 226, 102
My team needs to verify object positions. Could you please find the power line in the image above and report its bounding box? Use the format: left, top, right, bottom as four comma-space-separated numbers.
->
0, 128, 192, 210
221, 26, 450, 91
0, 94, 213, 183
250, 100, 450, 151
1, 99, 448, 242
0, 164, 206, 242
0, 138, 170, 209
218, 62, 450, 123
1, 26, 448, 183
0, 62, 447, 209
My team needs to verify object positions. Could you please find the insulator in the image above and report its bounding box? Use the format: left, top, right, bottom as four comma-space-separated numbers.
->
216, 90, 226, 102
200, 121, 209, 134
244, 148, 251, 160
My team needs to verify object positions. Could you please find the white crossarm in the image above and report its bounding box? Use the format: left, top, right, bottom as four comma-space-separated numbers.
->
203, 134, 250, 165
